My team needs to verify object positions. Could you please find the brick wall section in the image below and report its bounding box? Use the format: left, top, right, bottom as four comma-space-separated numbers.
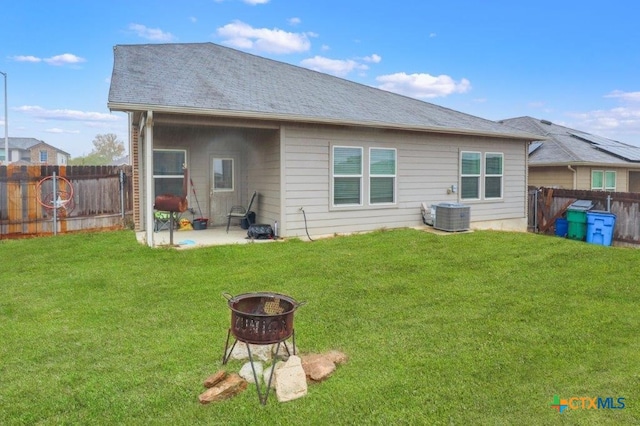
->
131, 125, 141, 230
30, 143, 65, 165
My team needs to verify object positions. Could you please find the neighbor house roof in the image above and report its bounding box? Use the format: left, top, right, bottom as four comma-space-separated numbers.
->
7, 137, 70, 155
8, 137, 46, 150
500, 116, 640, 167
108, 43, 539, 141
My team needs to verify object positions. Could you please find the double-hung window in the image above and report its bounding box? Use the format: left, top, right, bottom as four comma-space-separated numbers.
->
39, 150, 48, 163
333, 146, 362, 206
153, 149, 186, 196
370, 148, 396, 204
484, 153, 503, 199
591, 170, 616, 191
461, 151, 504, 200
460, 152, 481, 200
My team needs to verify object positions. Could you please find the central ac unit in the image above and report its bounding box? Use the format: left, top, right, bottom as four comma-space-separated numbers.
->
434, 203, 470, 232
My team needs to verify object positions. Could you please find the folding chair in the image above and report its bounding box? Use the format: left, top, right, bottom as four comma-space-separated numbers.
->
154, 211, 178, 232
226, 191, 257, 233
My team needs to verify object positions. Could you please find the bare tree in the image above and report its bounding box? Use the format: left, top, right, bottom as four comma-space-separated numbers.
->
92, 133, 125, 161
70, 133, 125, 165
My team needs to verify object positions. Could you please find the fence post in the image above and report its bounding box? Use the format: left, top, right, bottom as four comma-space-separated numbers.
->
119, 169, 125, 219
52, 171, 58, 236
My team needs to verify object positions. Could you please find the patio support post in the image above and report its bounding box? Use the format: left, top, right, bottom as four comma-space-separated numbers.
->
144, 111, 154, 247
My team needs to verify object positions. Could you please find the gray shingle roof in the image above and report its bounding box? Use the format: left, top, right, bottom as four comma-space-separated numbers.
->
500, 116, 640, 165
6, 137, 70, 155
8, 137, 45, 150
108, 43, 537, 140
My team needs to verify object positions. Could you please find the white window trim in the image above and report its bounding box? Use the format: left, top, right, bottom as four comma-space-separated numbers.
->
212, 157, 235, 192
152, 148, 187, 196
460, 151, 481, 201
484, 152, 504, 200
332, 145, 363, 208
605, 170, 617, 191
592, 170, 617, 191
369, 147, 397, 205
591, 170, 604, 190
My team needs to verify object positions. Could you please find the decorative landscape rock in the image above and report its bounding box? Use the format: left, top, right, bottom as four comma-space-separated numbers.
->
198, 373, 247, 404
300, 354, 336, 382
227, 342, 274, 362
203, 370, 227, 388
201, 349, 346, 405
239, 361, 263, 384
263, 361, 284, 388
274, 355, 307, 402
325, 350, 348, 365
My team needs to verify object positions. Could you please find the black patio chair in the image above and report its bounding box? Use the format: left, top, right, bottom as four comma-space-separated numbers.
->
226, 191, 257, 233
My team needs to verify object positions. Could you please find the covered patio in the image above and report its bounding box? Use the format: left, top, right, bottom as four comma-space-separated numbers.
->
146, 225, 279, 249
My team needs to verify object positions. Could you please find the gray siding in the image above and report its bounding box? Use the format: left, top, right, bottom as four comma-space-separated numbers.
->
281, 125, 528, 238
247, 129, 281, 225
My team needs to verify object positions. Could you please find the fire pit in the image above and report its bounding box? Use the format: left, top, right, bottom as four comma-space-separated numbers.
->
221, 292, 305, 404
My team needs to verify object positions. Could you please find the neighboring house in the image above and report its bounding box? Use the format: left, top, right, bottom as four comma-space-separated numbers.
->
107, 43, 540, 247
111, 155, 130, 166
501, 117, 640, 192
2, 137, 70, 165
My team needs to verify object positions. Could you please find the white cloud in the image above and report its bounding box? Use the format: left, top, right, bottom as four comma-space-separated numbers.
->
189, 16, 197, 23
46, 128, 81, 134
288, 17, 301, 26
216, 20, 311, 54
300, 56, 368, 77
362, 54, 381, 63
604, 90, 640, 102
12, 54, 86, 66
375, 72, 471, 99
129, 23, 175, 42
12, 55, 41, 63
16, 106, 120, 122
568, 107, 640, 131
243, 0, 269, 4
44, 54, 86, 66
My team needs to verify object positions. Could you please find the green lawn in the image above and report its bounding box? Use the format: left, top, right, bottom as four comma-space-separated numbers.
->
0, 229, 638, 425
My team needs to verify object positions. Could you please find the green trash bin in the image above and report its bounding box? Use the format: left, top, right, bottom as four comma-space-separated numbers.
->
566, 200, 593, 241
566, 209, 587, 240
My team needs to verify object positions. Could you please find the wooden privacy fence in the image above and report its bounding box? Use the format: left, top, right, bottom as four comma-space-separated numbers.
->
528, 186, 640, 245
0, 165, 133, 238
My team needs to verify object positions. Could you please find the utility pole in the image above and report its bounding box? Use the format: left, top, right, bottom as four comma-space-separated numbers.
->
0, 71, 7, 164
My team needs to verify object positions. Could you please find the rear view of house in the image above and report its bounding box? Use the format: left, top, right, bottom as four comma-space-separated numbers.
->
108, 42, 539, 246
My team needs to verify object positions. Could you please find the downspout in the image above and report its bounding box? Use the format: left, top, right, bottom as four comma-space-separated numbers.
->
567, 165, 577, 189
145, 111, 154, 247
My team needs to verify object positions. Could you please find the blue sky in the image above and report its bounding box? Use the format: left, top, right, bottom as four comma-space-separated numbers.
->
1, 0, 639, 158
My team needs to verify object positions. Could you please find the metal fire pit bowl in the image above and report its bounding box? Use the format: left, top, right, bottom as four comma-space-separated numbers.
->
223, 292, 304, 345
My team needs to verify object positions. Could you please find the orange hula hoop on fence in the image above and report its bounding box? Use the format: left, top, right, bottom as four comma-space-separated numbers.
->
36, 175, 75, 213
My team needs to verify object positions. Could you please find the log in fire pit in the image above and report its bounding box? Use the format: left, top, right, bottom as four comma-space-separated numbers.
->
221, 292, 305, 404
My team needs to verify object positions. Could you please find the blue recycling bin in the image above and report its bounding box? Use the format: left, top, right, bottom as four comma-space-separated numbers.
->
586, 211, 616, 246
555, 218, 568, 237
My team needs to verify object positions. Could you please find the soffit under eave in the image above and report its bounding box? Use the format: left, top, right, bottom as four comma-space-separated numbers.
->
108, 103, 542, 142
529, 162, 640, 169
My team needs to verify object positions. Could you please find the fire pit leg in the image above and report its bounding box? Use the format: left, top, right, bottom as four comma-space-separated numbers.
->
222, 329, 237, 365
291, 329, 296, 355
247, 344, 269, 405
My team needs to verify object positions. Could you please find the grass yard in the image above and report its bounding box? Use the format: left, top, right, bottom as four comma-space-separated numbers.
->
0, 229, 638, 425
